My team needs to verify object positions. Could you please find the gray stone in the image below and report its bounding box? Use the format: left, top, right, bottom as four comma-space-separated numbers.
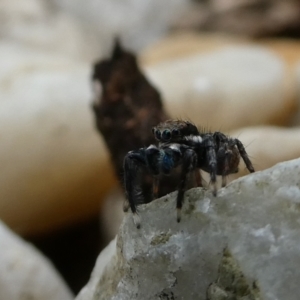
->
78, 158, 300, 300
0, 220, 73, 300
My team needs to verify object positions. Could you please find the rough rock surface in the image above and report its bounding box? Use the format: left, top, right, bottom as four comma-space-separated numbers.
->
77, 158, 300, 300
0, 220, 73, 300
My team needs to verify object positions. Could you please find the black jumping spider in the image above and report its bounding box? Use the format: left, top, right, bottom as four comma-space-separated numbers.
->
123, 120, 255, 228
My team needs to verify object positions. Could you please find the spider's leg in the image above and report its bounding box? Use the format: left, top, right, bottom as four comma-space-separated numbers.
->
233, 139, 255, 173
212, 132, 230, 187
204, 136, 218, 196
222, 151, 233, 187
221, 174, 226, 188
123, 199, 130, 212
177, 148, 197, 222
123, 150, 147, 228
194, 169, 203, 187
219, 143, 232, 187
152, 176, 159, 199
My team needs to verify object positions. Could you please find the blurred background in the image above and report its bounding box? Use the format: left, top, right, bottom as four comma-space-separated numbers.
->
1, 0, 300, 296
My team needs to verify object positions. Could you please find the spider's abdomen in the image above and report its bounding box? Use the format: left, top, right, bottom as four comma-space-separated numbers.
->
160, 152, 175, 174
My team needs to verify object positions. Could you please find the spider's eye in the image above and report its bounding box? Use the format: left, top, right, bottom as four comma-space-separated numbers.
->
162, 130, 171, 140
172, 129, 179, 136
155, 130, 161, 140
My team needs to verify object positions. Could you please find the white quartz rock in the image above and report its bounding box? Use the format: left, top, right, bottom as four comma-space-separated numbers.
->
0, 220, 73, 300
145, 46, 286, 131
77, 158, 300, 300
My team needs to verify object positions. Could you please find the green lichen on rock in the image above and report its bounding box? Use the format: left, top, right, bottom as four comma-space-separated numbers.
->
150, 231, 172, 246
207, 248, 262, 300
255, 181, 270, 190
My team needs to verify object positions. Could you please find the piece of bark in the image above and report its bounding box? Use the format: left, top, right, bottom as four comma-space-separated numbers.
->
92, 41, 178, 203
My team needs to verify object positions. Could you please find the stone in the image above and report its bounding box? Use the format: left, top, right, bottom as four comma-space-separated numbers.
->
140, 32, 248, 65
173, 0, 300, 38
141, 33, 300, 68
0, 220, 73, 300
229, 126, 300, 178
76, 239, 116, 300
297, 61, 300, 98
0, 43, 115, 235
293, 61, 300, 125
144, 45, 294, 132
261, 40, 300, 125
99, 188, 125, 243
0, 0, 192, 62
260, 39, 300, 70
77, 158, 300, 300
53, 0, 189, 57
0, 0, 95, 61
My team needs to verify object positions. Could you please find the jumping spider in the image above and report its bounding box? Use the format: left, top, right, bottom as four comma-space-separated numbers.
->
123, 120, 255, 228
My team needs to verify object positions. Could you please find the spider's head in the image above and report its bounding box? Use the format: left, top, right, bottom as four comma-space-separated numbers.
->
152, 120, 198, 143
152, 127, 180, 142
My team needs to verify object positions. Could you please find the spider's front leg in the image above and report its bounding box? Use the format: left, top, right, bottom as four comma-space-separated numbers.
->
221, 145, 232, 187
176, 148, 198, 222
123, 146, 160, 228
215, 142, 233, 187
152, 176, 159, 199
123, 150, 146, 228
202, 135, 218, 196
233, 138, 255, 173
213, 131, 233, 187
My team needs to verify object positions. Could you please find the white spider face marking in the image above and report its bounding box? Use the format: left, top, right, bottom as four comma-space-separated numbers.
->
147, 145, 158, 150
192, 136, 202, 143
169, 144, 181, 152
184, 135, 202, 144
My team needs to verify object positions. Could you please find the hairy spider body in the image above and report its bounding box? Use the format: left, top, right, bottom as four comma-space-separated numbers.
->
124, 120, 255, 228
124, 143, 197, 228
152, 120, 254, 188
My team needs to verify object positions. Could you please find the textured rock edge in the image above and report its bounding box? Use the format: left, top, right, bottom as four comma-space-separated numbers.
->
77, 158, 300, 300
